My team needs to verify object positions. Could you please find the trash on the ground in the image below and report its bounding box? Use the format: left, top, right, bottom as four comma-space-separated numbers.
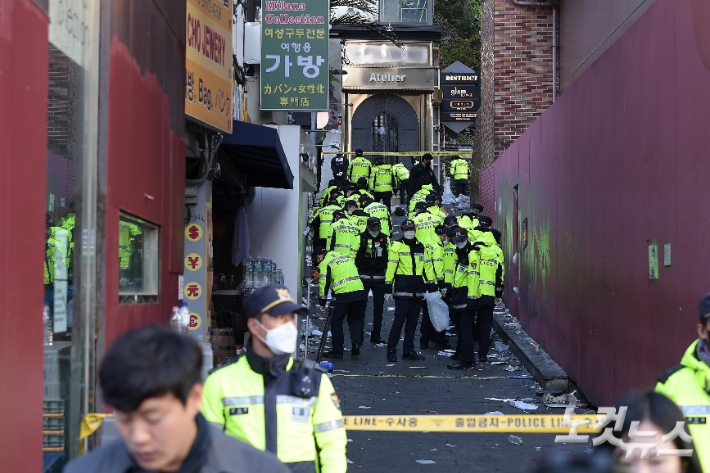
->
446, 443, 457, 447
508, 435, 523, 446
532, 344, 540, 352
491, 362, 505, 365
358, 406, 371, 409
312, 329, 323, 337
504, 365, 521, 372
512, 375, 534, 379
347, 458, 355, 464
347, 439, 353, 442
536, 447, 542, 451
416, 460, 436, 464
487, 354, 499, 358
585, 448, 594, 455
494, 342, 508, 352
410, 366, 427, 369
438, 351, 453, 357
319, 362, 334, 372
543, 393, 578, 408
430, 448, 437, 451
385, 364, 395, 367
387, 306, 395, 311
333, 369, 350, 373
373, 343, 387, 347
510, 401, 538, 410
485, 411, 504, 416
486, 397, 516, 402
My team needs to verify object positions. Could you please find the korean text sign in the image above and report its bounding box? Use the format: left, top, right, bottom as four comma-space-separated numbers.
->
261, 0, 329, 111
186, 0, 234, 133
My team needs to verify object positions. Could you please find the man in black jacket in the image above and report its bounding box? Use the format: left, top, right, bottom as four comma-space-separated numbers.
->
355, 217, 389, 344
408, 153, 439, 197
64, 326, 288, 473
331, 154, 349, 185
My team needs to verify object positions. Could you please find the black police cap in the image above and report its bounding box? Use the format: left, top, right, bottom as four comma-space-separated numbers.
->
414, 201, 427, 209
435, 225, 454, 238
401, 219, 416, 231
472, 203, 484, 212
699, 293, 710, 323
344, 200, 358, 208
357, 177, 368, 187
425, 194, 436, 203
355, 149, 364, 156
366, 217, 381, 226
444, 215, 458, 226
452, 228, 468, 242
244, 284, 307, 318
478, 215, 493, 227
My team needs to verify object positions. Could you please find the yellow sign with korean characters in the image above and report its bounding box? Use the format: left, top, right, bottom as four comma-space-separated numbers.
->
186, 0, 234, 133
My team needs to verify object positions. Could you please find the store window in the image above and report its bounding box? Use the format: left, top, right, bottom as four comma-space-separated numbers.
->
44, 0, 100, 466
119, 213, 160, 303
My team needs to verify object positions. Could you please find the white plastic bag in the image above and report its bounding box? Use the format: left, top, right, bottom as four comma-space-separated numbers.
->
423, 292, 449, 332
441, 177, 457, 204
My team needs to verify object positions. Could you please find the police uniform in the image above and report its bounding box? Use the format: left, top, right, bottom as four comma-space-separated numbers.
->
385, 222, 436, 360
309, 203, 341, 249
202, 285, 347, 473
328, 215, 361, 258
330, 155, 349, 186
449, 158, 470, 196
355, 218, 390, 344
413, 207, 438, 244
370, 161, 395, 207
419, 232, 449, 348
655, 303, 710, 473
473, 231, 504, 361
392, 163, 410, 203
363, 201, 392, 236
347, 152, 371, 184
319, 250, 366, 357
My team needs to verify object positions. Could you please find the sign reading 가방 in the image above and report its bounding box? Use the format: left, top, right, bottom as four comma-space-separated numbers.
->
260, 0, 329, 111
185, 0, 234, 134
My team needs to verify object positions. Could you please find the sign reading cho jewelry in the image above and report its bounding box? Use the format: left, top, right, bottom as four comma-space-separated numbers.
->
342, 67, 436, 90
260, 0, 329, 111
441, 71, 481, 122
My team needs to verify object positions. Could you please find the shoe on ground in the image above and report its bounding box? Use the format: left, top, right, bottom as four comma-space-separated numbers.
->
451, 352, 460, 361
352, 342, 361, 356
447, 361, 474, 370
370, 335, 385, 344
402, 351, 425, 361
436, 342, 451, 350
478, 355, 489, 363
420, 340, 430, 349
323, 351, 343, 359
387, 351, 398, 363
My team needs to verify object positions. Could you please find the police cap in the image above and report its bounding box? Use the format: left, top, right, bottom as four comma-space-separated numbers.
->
359, 194, 372, 205
452, 228, 468, 243
244, 284, 307, 318
478, 215, 493, 227
472, 203, 484, 212
401, 219, 416, 231
375, 156, 384, 165
355, 149, 364, 156
344, 200, 358, 208
414, 201, 427, 210
443, 215, 458, 227
699, 293, 710, 323
425, 194, 436, 203
435, 225, 454, 238
366, 217, 381, 231
357, 177, 368, 188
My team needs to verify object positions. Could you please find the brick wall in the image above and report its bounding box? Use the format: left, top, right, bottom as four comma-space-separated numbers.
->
473, 0, 555, 200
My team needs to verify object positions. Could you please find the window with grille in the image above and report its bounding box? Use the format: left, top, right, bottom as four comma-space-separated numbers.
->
371, 113, 399, 165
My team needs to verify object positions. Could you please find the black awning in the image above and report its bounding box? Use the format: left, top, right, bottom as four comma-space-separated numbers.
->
220, 121, 294, 189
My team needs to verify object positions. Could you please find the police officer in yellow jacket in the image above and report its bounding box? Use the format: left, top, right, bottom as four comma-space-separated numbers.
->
412, 202, 438, 243
316, 247, 367, 359
419, 225, 454, 350
392, 162, 410, 203
385, 219, 436, 363
449, 156, 470, 196
369, 156, 395, 207
361, 195, 392, 237
656, 293, 710, 473
348, 149, 371, 184
202, 284, 347, 473
473, 228, 504, 363
459, 203, 483, 234
328, 209, 361, 258
447, 228, 476, 369
309, 199, 342, 249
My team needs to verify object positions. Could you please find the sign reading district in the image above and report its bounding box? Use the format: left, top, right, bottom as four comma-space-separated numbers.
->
185, 0, 234, 133
441, 72, 481, 122
260, 0, 329, 111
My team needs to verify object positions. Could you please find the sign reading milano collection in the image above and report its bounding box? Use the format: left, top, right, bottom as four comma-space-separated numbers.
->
260, 0, 330, 111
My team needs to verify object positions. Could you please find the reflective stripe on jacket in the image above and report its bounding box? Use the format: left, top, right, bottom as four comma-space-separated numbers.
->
318, 251, 365, 304
370, 164, 394, 193
385, 239, 435, 299
348, 157, 371, 183
328, 218, 361, 258
450, 159, 469, 181
364, 202, 392, 236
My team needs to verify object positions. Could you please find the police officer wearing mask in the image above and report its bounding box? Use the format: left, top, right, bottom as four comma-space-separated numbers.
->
355, 217, 389, 344
408, 153, 439, 197
384, 219, 436, 362
443, 215, 458, 229
656, 293, 710, 472
448, 228, 475, 368
202, 284, 347, 473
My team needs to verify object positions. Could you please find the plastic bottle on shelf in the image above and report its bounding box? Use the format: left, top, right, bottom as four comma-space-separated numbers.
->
255, 258, 264, 287
43, 304, 53, 347
268, 260, 275, 284
277, 269, 284, 286
170, 306, 182, 333
179, 301, 190, 334
244, 259, 253, 290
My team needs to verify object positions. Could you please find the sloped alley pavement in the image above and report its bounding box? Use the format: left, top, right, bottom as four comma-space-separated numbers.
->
302, 294, 593, 472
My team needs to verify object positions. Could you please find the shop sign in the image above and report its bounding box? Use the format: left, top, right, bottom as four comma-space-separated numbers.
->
260, 0, 330, 111
49, 0, 91, 66
185, 0, 234, 133
342, 67, 436, 90
441, 72, 481, 122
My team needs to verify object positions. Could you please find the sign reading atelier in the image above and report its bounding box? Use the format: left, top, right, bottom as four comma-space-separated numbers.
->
261, 0, 329, 110
185, 0, 234, 133
441, 71, 481, 122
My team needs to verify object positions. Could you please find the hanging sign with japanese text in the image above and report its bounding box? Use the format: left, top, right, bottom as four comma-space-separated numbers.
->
185, 0, 234, 133
260, 0, 329, 110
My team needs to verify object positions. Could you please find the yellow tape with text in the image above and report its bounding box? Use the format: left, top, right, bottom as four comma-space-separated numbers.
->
321, 151, 468, 156
342, 414, 601, 433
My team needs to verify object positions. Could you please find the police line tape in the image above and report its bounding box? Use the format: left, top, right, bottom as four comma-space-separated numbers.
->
321, 151, 468, 156
342, 414, 601, 433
